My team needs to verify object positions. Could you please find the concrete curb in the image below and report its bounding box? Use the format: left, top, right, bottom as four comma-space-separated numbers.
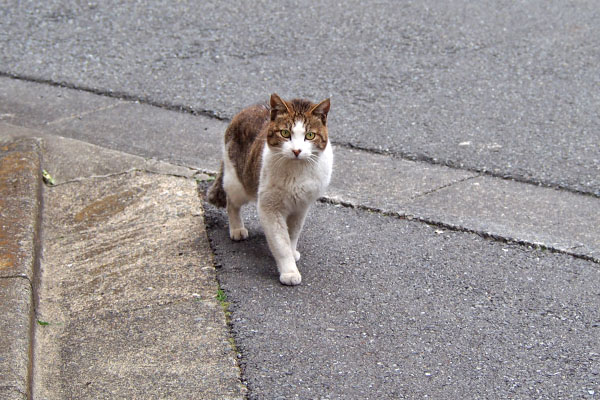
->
0, 125, 246, 398
0, 137, 42, 399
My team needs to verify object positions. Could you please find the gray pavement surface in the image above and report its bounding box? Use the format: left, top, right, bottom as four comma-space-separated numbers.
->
1, 75, 600, 399
1, 0, 599, 195
205, 201, 600, 399
1, 0, 600, 397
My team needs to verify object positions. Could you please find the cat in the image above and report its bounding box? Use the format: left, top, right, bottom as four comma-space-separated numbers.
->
207, 93, 333, 285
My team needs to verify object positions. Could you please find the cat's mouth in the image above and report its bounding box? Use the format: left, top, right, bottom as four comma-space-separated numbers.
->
272, 148, 317, 162
288, 152, 311, 161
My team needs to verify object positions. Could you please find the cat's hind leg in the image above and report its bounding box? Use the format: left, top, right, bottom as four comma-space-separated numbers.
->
226, 198, 248, 241
222, 160, 249, 241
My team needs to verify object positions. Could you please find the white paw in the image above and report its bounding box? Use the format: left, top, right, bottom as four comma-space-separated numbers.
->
293, 250, 301, 262
279, 271, 302, 286
229, 227, 248, 241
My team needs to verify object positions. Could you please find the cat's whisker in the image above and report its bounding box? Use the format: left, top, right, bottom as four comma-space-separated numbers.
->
306, 154, 319, 167
272, 154, 288, 170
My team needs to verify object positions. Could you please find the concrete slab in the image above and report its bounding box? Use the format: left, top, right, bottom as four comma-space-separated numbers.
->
0, 136, 41, 280
406, 175, 600, 262
41, 132, 201, 184
328, 146, 477, 209
44, 101, 225, 173
35, 300, 241, 400
0, 122, 203, 185
0, 76, 121, 128
34, 171, 245, 399
0, 387, 26, 400
0, 278, 32, 399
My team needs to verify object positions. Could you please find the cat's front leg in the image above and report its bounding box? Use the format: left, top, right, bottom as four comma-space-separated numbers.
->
258, 206, 301, 285
287, 208, 309, 262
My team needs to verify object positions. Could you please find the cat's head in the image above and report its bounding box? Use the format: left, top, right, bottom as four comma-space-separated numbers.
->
267, 93, 330, 160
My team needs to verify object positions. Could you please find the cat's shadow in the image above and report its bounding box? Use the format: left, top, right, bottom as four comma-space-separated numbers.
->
202, 199, 279, 283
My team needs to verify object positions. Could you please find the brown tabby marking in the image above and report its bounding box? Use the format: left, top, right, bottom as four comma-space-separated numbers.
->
211, 94, 330, 202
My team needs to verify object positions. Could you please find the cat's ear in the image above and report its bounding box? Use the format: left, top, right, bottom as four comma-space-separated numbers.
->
270, 93, 292, 121
309, 98, 330, 125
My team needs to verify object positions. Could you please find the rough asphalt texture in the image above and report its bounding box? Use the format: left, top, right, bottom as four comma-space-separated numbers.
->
204, 200, 600, 399
1, 0, 599, 194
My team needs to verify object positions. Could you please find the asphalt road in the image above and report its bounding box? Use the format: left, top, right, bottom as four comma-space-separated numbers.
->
1, 0, 599, 194
204, 200, 600, 399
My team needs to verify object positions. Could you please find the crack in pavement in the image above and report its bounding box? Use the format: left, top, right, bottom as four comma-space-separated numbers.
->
0, 71, 227, 121
48, 167, 207, 187
335, 141, 600, 199
407, 173, 482, 202
319, 195, 600, 265
46, 101, 128, 126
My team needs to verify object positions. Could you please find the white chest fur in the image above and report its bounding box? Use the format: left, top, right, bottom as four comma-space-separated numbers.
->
258, 143, 333, 212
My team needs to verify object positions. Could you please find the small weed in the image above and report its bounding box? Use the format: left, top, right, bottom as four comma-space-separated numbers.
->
216, 287, 232, 320
228, 336, 238, 352
37, 319, 50, 326
216, 288, 227, 303
216, 286, 239, 357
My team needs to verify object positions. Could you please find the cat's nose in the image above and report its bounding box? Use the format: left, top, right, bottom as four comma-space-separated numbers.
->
292, 149, 302, 157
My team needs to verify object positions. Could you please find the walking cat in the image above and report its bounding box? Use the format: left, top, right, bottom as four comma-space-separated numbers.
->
207, 93, 333, 285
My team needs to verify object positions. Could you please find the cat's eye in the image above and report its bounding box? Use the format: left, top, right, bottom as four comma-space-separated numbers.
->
305, 132, 316, 140
280, 129, 291, 138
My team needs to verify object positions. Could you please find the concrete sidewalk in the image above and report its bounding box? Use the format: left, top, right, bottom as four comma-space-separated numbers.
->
0, 124, 246, 398
2, 76, 598, 263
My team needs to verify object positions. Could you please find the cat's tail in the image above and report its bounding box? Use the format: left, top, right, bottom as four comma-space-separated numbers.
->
207, 162, 227, 208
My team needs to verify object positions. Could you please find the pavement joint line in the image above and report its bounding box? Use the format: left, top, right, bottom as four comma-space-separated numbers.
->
203, 235, 249, 397
407, 173, 482, 202
45, 100, 128, 126
4, 72, 599, 200
207, 239, 249, 397
335, 141, 600, 199
203, 159, 600, 265
319, 195, 600, 265
48, 166, 207, 187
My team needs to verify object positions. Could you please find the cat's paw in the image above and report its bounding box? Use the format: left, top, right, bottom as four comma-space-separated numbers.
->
229, 228, 249, 241
280, 271, 302, 286
293, 250, 301, 262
